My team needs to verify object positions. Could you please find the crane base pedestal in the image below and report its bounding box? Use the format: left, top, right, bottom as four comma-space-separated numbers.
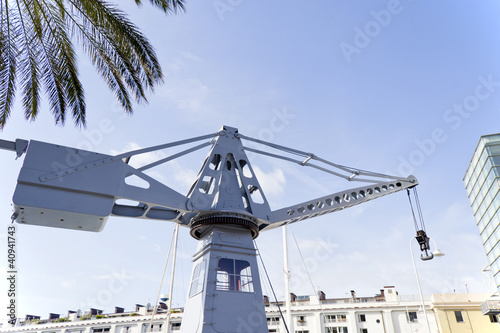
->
180, 224, 268, 333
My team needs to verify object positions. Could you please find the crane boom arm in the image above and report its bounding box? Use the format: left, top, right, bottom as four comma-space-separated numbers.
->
6, 126, 420, 234
0, 139, 28, 158
263, 176, 417, 231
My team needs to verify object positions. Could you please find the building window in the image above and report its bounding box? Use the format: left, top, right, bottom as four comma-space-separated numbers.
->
216, 258, 254, 292
171, 322, 181, 331
406, 311, 418, 323
490, 315, 499, 323
295, 331, 309, 333
116, 326, 132, 333
360, 329, 368, 333
454, 311, 464, 323
358, 314, 366, 322
267, 317, 280, 325
297, 315, 306, 326
92, 328, 110, 333
142, 324, 162, 332
189, 260, 206, 297
324, 314, 347, 323
325, 328, 348, 333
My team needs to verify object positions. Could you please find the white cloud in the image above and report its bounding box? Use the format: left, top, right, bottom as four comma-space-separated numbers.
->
109, 143, 198, 192
61, 279, 78, 289
164, 52, 202, 72
253, 166, 286, 197
176, 79, 209, 113
174, 167, 198, 190
110, 142, 167, 169
166, 58, 185, 71
182, 52, 202, 62
90, 273, 117, 280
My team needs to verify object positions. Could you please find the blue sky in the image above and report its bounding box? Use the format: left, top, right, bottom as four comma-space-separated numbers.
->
2, 0, 500, 320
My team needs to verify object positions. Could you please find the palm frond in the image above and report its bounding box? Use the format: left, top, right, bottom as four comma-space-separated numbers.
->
0, 2, 19, 129
36, 0, 69, 124
67, 0, 164, 107
17, 0, 41, 120
0, 0, 185, 129
133, 0, 185, 14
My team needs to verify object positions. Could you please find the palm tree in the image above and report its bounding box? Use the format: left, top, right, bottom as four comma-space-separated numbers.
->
0, 0, 185, 129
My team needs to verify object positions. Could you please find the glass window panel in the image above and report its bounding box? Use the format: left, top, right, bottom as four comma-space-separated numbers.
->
455, 311, 464, 323
239, 275, 254, 292
487, 182, 499, 203
477, 190, 500, 222
216, 258, 253, 292
484, 135, 500, 144
486, 233, 500, 255
407, 311, 418, 322
477, 202, 487, 219
475, 181, 499, 214
197, 261, 206, 290
235, 260, 251, 274
480, 159, 492, 180
493, 156, 500, 166
492, 245, 500, 259
487, 145, 500, 155
487, 169, 497, 185
193, 262, 201, 279
189, 281, 199, 297
481, 230, 489, 244
492, 257, 500, 273
216, 272, 233, 291
481, 147, 490, 162
494, 167, 500, 177
189, 260, 205, 297
218, 258, 234, 274
488, 251, 496, 263
473, 199, 480, 213
478, 202, 500, 232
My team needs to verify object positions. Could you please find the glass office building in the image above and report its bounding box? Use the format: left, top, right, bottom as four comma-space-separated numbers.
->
464, 134, 500, 292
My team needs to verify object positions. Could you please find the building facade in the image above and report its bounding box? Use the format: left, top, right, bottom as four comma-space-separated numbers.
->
433, 293, 500, 333
2, 287, 499, 333
464, 133, 500, 292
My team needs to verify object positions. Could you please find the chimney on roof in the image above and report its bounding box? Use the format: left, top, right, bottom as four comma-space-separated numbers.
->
25, 315, 40, 321
380, 289, 385, 298
350, 290, 356, 300
115, 307, 124, 314
67, 311, 77, 321
290, 293, 297, 302
48, 313, 60, 320
383, 286, 398, 303
135, 304, 144, 312
263, 295, 269, 305
158, 302, 168, 310
90, 308, 103, 316
318, 291, 326, 301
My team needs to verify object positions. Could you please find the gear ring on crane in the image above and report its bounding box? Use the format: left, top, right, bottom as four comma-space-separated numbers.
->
189, 213, 259, 239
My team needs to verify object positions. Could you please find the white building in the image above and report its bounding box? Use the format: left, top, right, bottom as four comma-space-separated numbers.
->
464, 133, 500, 293
3, 286, 498, 333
